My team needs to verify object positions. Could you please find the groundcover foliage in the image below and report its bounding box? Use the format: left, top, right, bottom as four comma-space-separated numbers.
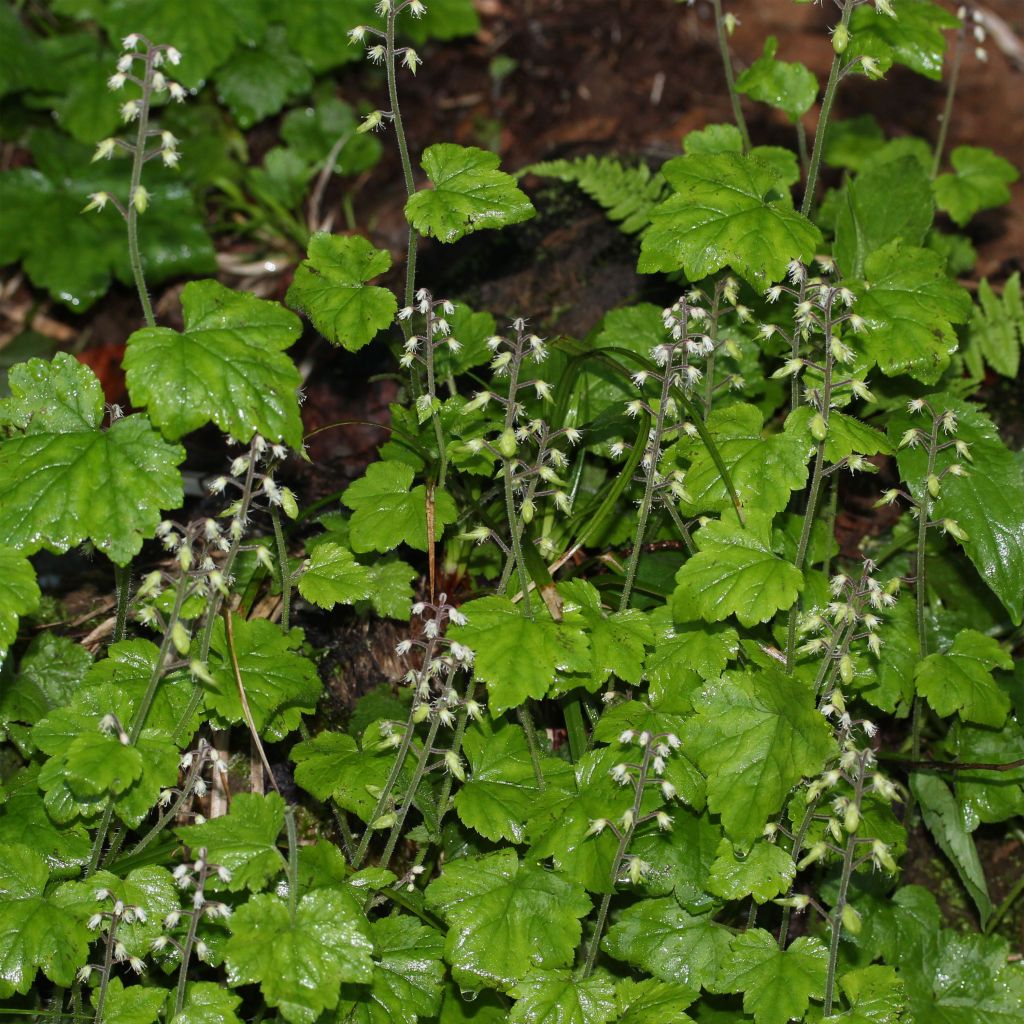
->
1, 1, 1023, 1023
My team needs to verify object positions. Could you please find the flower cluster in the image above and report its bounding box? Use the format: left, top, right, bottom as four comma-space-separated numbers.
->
152, 848, 232, 965
77, 887, 151, 980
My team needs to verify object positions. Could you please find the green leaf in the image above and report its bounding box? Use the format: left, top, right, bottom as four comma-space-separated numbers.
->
830, 964, 908, 1024
0, 773, 91, 875
629, 808, 721, 913
280, 1, 372, 73
603, 898, 730, 990
0, 130, 215, 311
405, 143, 536, 243
615, 978, 697, 1024
735, 37, 818, 121
526, 748, 637, 894
855, 243, 971, 383
342, 460, 458, 554
224, 888, 373, 1024
935, 146, 1019, 227
170, 982, 243, 1024
65, 730, 144, 797
509, 971, 616, 1024
124, 280, 304, 447
204, 616, 321, 741
953, 719, 1024, 828
175, 792, 286, 892
403, 0, 480, 44
299, 542, 372, 608
0, 843, 89, 994
559, 579, 653, 688
0, 546, 39, 669
679, 124, 800, 187
713, 930, 827, 1024
292, 730, 392, 822
286, 234, 397, 353
673, 403, 810, 519
432, 301, 498, 376
447, 596, 590, 715
94, 0, 267, 89
100, 978, 166, 1024
915, 629, 1011, 727
673, 512, 804, 628
214, 28, 312, 128
281, 98, 382, 177
0, 351, 103, 434
337, 916, 445, 1024
644, 617, 739, 711
0, 409, 184, 566
455, 719, 574, 844
894, 395, 1024, 624
833, 157, 934, 279
0, 4, 45, 97
847, 0, 960, 81
968, 273, 1023, 379
638, 152, 821, 288
909, 773, 991, 926
424, 849, 591, 991
707, 837, 796, 903
681, 666, 837, 844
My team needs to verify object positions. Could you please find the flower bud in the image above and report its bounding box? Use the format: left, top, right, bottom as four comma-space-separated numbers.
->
832, 24, 849, 54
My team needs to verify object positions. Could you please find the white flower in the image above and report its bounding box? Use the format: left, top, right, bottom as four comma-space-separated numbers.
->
108, 72, 127, 90
166, 47, 182, 65
122, 34, 140, 50
168, 81, 187, 102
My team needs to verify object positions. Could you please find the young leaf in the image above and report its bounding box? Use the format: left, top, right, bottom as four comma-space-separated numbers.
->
224, 888, 374, 1024
681, 666, 836, 844
342, 460, 458, 554
175, 792, 287, 892
786, 407, 893, 463
855, 242, 971, 383
509, 971, 617, 1024
638, 152, 821, 288
910, 773, 992, 926
712, 929, 827, 1024
169, 981, 243, 1024
336, 916, 445, 1024
914, 629, 1012, 727
934, 146, 1019, 227
205, 616, 321, 741
124, 280, 304, 447
0, 843, 89, 994
286, 234, 397, 352
405, 143, 535, 243
672, 512, 804, 628
101, 978, 167, 1024
0, 407, 184, 566
0, 351, 102, 434
298, 542, 373, 608
213, 28, 312, 128
707, 837, 796, 904
526, 748, 637, 894
968, 273, 1023, 379
424, 849, 591, 991
455, 719, 574, 844
614, 978, 698, 1024
894, 395, 1024, 624
734, 36, 818, 121
846, 0, 961, 81
832, 156, 934, 279
447, 596, 590, 715
672, 403, 810, 519
602, 898, 731, 990
0, 130, 215, 310
0, 546, 39, 669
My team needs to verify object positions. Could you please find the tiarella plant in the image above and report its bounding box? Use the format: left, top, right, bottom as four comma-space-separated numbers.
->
1, 1, 1023, 1023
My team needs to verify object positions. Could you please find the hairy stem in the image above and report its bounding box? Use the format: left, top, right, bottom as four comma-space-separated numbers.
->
127, 59, 156, 328
112, 563, 132, 644
517, 704, 547, 790
801, 0, 856, 217
285, 806, 300, 923
173, 861, 208, 1017
92, 915, 120, 1024
270, 508, 291, 632
932, 23, 966, 178
710, 0, 750, 153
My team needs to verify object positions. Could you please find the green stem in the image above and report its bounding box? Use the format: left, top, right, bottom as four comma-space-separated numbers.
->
425, 329, 448, 489
785, 345, 836, 671
517, 704, 546, 790
985, 870, 1024, 935
385, 9, 418, 313
931, 24, 965, 178
285, 806, 299, 924
298, 719, 354, 860
797, 118, 809, 175
379, 713, 443, 870
270, 508, 291, 632
112, 563, 132, 644
173, 860, 207, 1017
430, 706, 470, 838
127, 60, 156, 328
504, 463, 534, 617
824, 764, 865, 1015
777, 793, 820, 948
620, 356, 673, 612
92, 915, 119, 1024
801, 0, 856, 217
710, 0, 750, 153
125, 753, 206, 859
